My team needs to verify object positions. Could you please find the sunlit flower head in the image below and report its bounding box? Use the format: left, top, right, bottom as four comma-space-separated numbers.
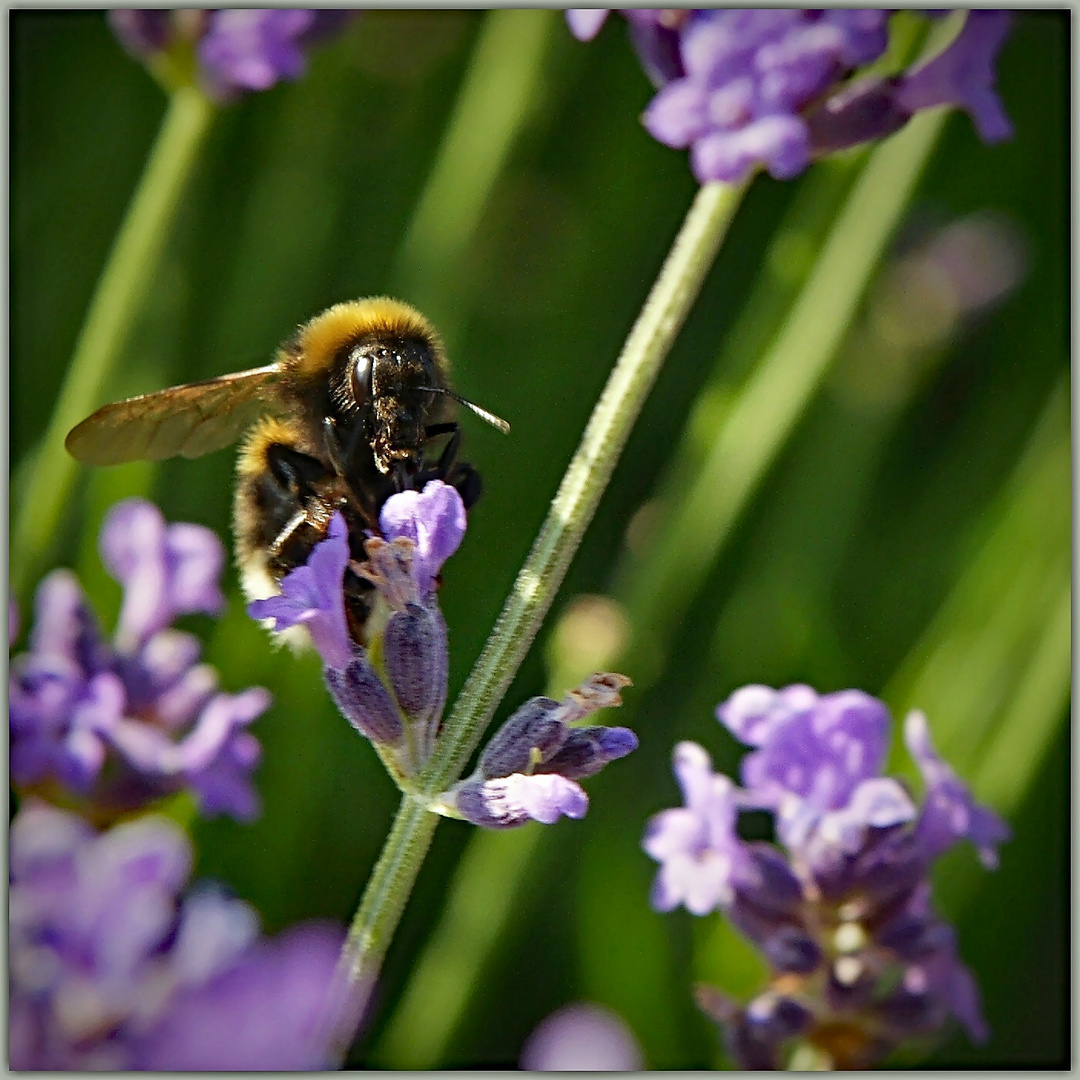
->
646, 684, 1009, 1068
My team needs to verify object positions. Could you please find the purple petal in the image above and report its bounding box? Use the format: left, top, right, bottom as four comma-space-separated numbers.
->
790, 777, 917, 865
642, 79, 711, 148
643, 743, 745, 915
134, 924, 348, 1070
691, 113, 810, 183
896, 10, 1014, 144
169, 887, 260, 987
455, 773, 589, 829
755, 23, 847, 112
248, 513, 353, 670
29, 569, 110, 673
716, 683, 819, 746
100, 499, 225, 650
904, 710, 1010, 868
820, 9, 890, 67
198, 9, 315, 98
680, 10, 801, 85
520, 1003, 644, 1071
737, 689, 891, 814
379, 480, 466, 598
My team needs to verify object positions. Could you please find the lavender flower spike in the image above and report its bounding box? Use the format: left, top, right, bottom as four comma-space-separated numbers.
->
579, 10, 1014, 184
437, 672, 637, 829
10, 499, 268, 822
647, 684, 1007, 1068
108, 9, 355, 103
10, 801, 351, 1070
248, 484, 466, 775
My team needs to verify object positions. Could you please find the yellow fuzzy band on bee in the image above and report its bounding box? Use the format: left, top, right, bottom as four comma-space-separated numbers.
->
291, 297, 446, 379
236, 416, 307, 477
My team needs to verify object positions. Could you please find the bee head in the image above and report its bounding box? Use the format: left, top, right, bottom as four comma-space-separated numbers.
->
345, 333, 441, 473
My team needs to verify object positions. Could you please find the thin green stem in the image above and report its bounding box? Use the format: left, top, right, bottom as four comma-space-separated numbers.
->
11, 86, 215, 595
337, 179, 748, 999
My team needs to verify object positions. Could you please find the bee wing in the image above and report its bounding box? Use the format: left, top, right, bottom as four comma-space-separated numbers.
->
65, 364, 286, 465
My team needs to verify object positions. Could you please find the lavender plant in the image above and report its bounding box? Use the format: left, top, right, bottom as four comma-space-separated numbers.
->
12, 6, 1059, 1071
646, 686, 1009, 1068
11, 499, 267, 822
568, 9, 1012, 182
9, 801, 348, 1070
8, 502, 353, 1066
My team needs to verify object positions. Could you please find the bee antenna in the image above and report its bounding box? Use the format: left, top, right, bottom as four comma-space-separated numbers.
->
419, 387, 510, 434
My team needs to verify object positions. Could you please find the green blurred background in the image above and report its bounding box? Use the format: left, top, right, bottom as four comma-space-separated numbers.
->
10, 10, 1069, 1069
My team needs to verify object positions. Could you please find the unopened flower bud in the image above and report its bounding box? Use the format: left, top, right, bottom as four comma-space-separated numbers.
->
324, 654, 403, 748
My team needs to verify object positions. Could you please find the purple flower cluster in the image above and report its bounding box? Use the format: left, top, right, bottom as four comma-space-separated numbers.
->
10, 499, 269, 822
568, 10, 1013, 184
109, 9, 353, 102
439, 673, 638, 828
644, 684, 1009, 1069
9, 801, 349, 1070
249, 481, 462, 778
251, 480, 638, 816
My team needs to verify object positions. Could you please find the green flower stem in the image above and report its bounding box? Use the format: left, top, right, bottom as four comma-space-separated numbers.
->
11, 86, 215, 596
337, 179, 748, 998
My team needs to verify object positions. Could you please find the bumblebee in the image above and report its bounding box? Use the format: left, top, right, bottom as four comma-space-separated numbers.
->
65, 297, 508, 643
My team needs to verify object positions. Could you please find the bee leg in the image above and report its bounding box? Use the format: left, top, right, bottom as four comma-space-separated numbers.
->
265, 442, 332, 497
268, 507, 313, 560
420, 423, 482, 510
322, 416, 348, 477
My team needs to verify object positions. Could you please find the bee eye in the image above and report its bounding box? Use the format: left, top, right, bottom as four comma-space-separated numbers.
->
349, 349, 372, 409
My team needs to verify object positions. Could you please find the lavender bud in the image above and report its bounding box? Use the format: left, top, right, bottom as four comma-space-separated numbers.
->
539, 724, 638, 781
324, 655, 403, 747
477, 697, 567, 779
383, 602, 447, 733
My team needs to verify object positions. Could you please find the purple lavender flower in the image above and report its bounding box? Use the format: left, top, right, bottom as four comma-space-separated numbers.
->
108, 9, 354, 103
520, 1002, 645, 1070
100, 496, 225, 651
9, 801, 349, 1070
572, 10, 1013, 184
249, 482, 465, 774
439, 673, 637, 829
9, 499, 268, 822
646, 684, 1009, 1068
378, 479, 467, 600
